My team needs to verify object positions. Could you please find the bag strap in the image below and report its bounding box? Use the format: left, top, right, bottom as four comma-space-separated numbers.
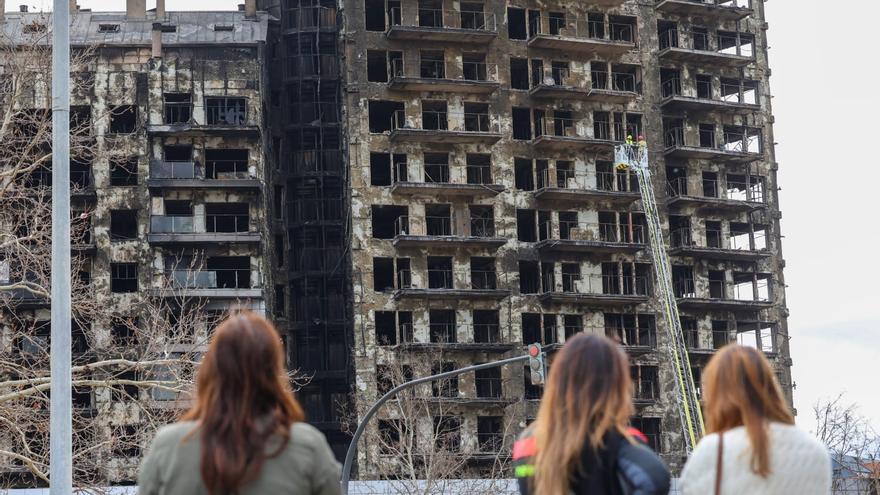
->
714, 432, 724, 495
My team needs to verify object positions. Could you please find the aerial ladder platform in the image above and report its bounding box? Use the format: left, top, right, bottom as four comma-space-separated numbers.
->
614, 141, 705, 453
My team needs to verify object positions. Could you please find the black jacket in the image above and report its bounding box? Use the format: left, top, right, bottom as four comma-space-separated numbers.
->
513, 427, 670, 495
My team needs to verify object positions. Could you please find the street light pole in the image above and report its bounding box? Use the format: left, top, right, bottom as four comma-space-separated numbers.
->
50, 0, 72, 493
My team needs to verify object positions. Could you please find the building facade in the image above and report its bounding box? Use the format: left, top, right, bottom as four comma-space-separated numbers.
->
0, 0, 790, 485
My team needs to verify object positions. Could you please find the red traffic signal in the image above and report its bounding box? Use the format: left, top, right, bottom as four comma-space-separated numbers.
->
528, 344, 541, 358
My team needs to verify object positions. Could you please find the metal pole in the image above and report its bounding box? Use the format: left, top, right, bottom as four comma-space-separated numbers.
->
50, 0, 72, 493
340, 354, 533, 495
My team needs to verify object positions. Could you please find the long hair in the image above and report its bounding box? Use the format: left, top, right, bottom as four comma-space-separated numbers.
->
702, 344, 793, 477
182, 311, 305, 494
533, 334, 634, 495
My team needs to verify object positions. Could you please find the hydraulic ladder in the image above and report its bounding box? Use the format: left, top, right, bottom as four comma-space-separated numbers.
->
615, 143, 705, 453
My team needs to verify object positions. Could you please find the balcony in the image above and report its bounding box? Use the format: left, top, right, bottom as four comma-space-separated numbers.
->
675, 278, 773, 310
663, 127, 763, 163
606, 327, 657, 356
535, 222, 646, 255
390, 111, 501, 144
147, 161, 261, 190
391, 215, 506, 250
386, 8, 498, 44
154, 268, 262, 298
530, 67, 639, 103
388, 59, 500, 94
669, 227, 770, 261
658, 30, 755, 67
395, 324, 516, 353
660, 77, 760, 114
655, 0, 753, 21
391, 164, 504, 198
666, 177, 767, 211
147, 215, 261, 244
539, 275, 651, 307
528, 18, 636, 56
392, 268, 510, 301
632, 380, 659, 406
531, 118, 618, 153
533, 169, 641, 204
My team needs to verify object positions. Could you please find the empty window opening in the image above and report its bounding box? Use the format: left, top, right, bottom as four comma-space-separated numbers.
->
708, 270, 725, 298
515, 157, 535, 190
737, 323, 774, 354
611, 64, 639, 92
420, 50, 445, 79
424, 152, 449, 183
368, 100, 404, 132
465, 102, 490, 132
466, 153, 492, 184
609, 15, 635, 42
430, 310, 456, 343
712, 320, 730, 349
370, 152, 392, 186
431, 362, 458, 397
433, 416, 461, 452
110, 210, 137, 241
471, 257, 496, 289
205, 149, 249, 179
396, 258, 411, 288
425, 204, 452, 236
364, 0, 386, 31
521, 313, 541, 344
512, 107, 532, 140
427, 256, 453, 289
164, 144, 192, 163
418, 0, 443, 27
422, 100, 448, 130
702, 171, 718, 197
206, 97, 246, 125
705, 220, 722, 248
672, 265, 695, 297
632, 365, 659, 400
658, 20, 678, 49
110, 158, 138, 186
632, 417, 661, 452
507, 7, 527, 39
463, 52, 487, 81
474, 310, 499, 343
367, 50, 389, 82
519, 261, 540, 294
696, 75, 712, 99
660, 68, 680, 97
109, 105, 137, 134
461, 2, 486, 29
110, 263, 137, 293
564, 314, 582, 339
375, 311, 397, 345
510, 57, 529, 89
561, 263, 580, 292
206, 202, 249, 232
587, 12, 604, 38
275, 234, 285, 267
699, 124, 715, 148
204, 256, 251, 289
398, 311, 414, 342
475, 366, 502, 398
373, 257, 395, 291
477, 416, 503, 453
371, 205, 408, 239
528, 10, 541, 38
164, 93, 192, 124
516, 209, 537, 242
470, 205, 494, 237
692, 27, 709, 51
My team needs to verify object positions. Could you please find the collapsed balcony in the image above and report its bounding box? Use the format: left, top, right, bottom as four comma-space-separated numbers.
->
527, 14, 636, 56
658, 25, 755, 67
385, 6, 498, 44
655, 0, 753, 21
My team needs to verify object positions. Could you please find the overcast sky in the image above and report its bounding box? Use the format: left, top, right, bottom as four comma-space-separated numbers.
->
25, 0, 880, 432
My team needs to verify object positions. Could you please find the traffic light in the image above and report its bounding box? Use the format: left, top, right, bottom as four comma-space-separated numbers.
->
528, 343, 545, 385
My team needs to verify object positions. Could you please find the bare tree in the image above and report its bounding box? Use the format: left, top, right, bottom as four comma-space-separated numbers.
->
348, 356, 520, 495
0, 18, 213, 491
813, 394, 880, 495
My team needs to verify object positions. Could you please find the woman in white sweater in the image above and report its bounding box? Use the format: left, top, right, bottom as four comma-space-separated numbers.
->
680, 345, 831, 495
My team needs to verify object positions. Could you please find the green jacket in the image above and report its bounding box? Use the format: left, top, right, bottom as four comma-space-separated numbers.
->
138, 421, 341, 495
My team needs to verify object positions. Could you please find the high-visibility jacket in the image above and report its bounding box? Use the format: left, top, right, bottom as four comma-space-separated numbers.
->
512, 426, 671, 495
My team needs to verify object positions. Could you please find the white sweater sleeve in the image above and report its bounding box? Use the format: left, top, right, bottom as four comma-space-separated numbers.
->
680, 433, 720, 495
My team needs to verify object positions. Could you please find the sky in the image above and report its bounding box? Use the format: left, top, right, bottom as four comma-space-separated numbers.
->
25, 0, 880, 432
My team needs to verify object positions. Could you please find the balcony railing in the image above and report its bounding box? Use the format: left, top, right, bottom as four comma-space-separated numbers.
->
426, 215, 452, 236
471, 270, 497, 290
470, 217, 495, 237
150, 215, 195, 233
670, 227, 693, 247
606, 326, 657, 348
633, 380, 658, 401
389, 7, 498, 31
164, 102, 192, 124
475, 377, 503, 398
391, 110, 499, 134
531, 16, 635, 43
150, 161, 196, 179
165, 268, 255, 289
285, 6, 337, 30
428, 269, 453, 289
540, 220, 645, 244
544, 274, 651, 297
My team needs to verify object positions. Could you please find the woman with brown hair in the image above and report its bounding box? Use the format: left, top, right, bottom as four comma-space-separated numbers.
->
513, 334, 670, 495
681, 344, 830, 494
138, 312, 340, 495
